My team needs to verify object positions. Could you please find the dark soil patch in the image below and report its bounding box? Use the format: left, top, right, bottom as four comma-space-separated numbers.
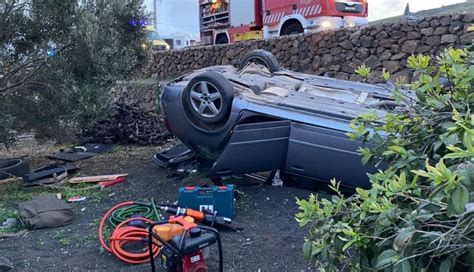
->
0, 146, 315, 271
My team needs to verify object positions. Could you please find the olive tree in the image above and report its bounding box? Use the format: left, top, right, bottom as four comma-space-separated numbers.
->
0, 0, 149, 146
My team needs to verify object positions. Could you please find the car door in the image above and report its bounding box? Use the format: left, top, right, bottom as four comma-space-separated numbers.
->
285, 122, 375, 188
207, 120, 290, 177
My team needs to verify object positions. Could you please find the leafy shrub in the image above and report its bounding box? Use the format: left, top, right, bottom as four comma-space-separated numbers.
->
296, 48, 474, 271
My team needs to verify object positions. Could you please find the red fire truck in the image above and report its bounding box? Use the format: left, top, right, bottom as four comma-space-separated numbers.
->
199, 0, 368, 45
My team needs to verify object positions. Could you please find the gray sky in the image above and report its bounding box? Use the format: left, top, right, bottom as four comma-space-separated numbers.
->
144, 0, 467, 36
368, 0, 466, 21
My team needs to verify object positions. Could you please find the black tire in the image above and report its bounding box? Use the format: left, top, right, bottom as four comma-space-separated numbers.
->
183, 71, 234, 125
281, 23, 304, 36
239, 49, 280, 72
0, 159, 30, 180
215, 35, 229, 44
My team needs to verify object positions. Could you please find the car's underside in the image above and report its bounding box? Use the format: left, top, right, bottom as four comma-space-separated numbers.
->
161, 50, 411, 188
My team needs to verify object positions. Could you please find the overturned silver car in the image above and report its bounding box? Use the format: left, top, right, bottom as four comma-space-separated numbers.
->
161, 50, 407, 188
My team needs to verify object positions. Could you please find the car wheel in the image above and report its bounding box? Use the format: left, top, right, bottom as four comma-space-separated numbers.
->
281, 23, 304, 35
183, 71, 234, 125
0, 159, 29, 180
239, 50, 280, 73
215, 35, 229, 45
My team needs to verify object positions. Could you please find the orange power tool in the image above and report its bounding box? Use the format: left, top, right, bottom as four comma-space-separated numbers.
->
157, 205, 235, 229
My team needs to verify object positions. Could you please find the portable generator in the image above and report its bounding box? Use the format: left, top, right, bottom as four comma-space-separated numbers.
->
148, 215, 223, 272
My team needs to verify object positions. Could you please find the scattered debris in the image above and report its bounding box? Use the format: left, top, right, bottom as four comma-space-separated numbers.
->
68, 175, 127, 190
47, 151, 96, 162
23, 163, 79, 183
0, 229, 28, 239
153, 142, 195, 168
167, 160, 199, 180
1, 218, 17, 229
97, 177, 126, 188
67, 196, 87, 203
0, 177, 22, 186
48, 143, 114, 162
271, 170, 283, 187
177, 161, 198, 174
79, 104, 172, 145
23, 171, 68, 187
73, 143, 114, 154
0, 159, 29, 181
68, 174, 128, 184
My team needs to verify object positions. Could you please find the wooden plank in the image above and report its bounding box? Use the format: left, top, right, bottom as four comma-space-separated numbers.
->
68, 174, 128, 184
0, 177, 22, 185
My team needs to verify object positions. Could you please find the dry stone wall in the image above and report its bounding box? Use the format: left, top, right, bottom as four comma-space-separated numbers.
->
110, 80, 159, 113
149, 13, 474, 83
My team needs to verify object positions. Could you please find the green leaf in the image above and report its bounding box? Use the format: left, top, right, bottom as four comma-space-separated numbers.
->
375, 249, 398, 269
302, 240, 312, 260
415, 90, 427, 103
467, 249, 474, 266
361, 153, 373, 165
394, 260, 412, 272
444, 151, 474, 159
450, 185, 469, 214
439, 258, 453, 272
356, 188, 369, 199
464, 132, 474, 152
342, 239, 356, 251
355, 64, 371, 78
320, 245, 329, 261
382, 69, 390, 82
394, 227, 415, 252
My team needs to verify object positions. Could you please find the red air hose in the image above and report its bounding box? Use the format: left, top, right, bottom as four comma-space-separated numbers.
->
99, 201, 160, 264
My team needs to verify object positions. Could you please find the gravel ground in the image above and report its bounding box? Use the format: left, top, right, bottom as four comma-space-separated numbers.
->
0, 145, 316, 271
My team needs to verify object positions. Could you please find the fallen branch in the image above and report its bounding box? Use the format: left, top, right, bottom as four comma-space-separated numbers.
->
0, 229, 28, 239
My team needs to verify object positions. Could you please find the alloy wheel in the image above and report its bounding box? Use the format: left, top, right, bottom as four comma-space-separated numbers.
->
189, 81, 223, 118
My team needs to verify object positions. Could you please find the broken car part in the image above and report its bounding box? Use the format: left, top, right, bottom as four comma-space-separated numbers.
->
23, 171, 68, 187
0, 159, 29, 180
153, 142, 196, 168
73, 143, 114, 154
68, 174, 128, 184
47, 151, 96, 162
23, 163, 79, 183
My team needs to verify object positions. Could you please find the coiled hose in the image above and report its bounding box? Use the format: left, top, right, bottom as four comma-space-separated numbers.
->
99, 200, 161, 264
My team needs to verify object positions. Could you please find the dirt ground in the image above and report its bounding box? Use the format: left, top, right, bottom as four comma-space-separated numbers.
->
0, 143, 316, 271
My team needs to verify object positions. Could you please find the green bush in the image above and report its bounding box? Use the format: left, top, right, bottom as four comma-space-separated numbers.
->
0, 0, 149, 145
296, 48, 474, 271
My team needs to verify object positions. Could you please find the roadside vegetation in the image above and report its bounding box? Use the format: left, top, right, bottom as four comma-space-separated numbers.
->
0, 0, 149, 147
297, 48, 474, 270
